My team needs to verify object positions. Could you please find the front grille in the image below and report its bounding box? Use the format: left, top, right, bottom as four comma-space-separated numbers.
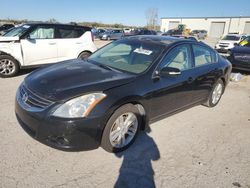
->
19, 85, 53, 109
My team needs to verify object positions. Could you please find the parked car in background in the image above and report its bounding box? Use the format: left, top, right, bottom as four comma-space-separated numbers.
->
215, 34, 247, 55
172, 35, 198, 41
190, 30, 207, 39
15, 36, 231, 153
0, 23, 97, 77
228, 36, 250, 71
123, 28, 132, 34
125, 28, 157, 37
99, 29, 124, 40
92, 28, 106, 39
162, 29, 182, 36
0, 24, 15, 35
156, 30, 163, 35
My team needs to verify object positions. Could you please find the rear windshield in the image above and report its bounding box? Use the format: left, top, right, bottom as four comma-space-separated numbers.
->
88, 40, 163, 74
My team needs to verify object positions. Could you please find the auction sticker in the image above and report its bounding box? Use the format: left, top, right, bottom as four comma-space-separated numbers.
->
134, 47, 153, 55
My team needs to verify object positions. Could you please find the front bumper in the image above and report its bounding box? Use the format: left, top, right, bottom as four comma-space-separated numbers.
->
15, 98, 104, 151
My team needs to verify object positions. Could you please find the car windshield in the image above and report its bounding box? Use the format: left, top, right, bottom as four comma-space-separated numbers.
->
239, 36, 250, 46
4, 25, 30, 37
88, 40, 163, 74
222, 35, 240, 41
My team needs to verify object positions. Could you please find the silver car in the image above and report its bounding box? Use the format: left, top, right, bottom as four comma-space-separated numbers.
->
99, 29, 124, 40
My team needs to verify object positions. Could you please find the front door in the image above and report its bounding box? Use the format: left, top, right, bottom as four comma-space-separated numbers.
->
21, 25, 58, 66
149, 44, 196, 119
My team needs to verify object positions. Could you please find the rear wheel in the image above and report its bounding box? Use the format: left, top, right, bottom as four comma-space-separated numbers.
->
203, 79, 224, 107
78, 51, 92, 60
0, 55, 19, 78
101, 104, 141, 153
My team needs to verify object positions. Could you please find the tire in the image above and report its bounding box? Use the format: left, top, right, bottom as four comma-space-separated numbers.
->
101, 104, 142, 153
0, 55, 20, 78
203, 79, 224, 107
78, 51, 92, 60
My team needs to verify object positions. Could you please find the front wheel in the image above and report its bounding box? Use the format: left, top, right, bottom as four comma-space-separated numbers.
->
101, 104, 141, 153
203, 79, 224, 107
78, 51, 92, 60
0, 55, 20, 78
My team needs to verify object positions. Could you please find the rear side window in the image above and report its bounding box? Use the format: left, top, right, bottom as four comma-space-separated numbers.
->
57, 27, 85, 38
192, 45, 217, 67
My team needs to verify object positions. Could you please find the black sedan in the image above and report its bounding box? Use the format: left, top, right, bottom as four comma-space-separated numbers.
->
15, 36, 232, 153
228, 36, 250, 71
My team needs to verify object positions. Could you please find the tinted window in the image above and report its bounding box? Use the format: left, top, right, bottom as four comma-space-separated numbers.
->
29, 26, 55, 39
58, 27, 84, 38
161, 44, 192, 71
193, 45, 216, 66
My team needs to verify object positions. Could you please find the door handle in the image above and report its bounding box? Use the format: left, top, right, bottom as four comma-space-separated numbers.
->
48, 42, 56, 45
187, 77, 194, 84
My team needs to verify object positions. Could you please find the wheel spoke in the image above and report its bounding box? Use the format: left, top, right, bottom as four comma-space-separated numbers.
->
110, 129, 121, 142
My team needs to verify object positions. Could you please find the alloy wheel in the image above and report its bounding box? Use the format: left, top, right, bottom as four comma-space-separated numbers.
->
212, 83, 223, 104
109, 112, 138, 148
0, 59, 16, 76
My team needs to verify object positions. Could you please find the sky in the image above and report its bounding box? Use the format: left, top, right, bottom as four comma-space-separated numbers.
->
0, 0, 250, 26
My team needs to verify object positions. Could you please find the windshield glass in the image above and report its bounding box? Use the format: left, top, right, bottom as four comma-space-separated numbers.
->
88, 40, 163, 74
239, 36, 250, 46
222, 35, 240, 41
4, 25, 30, 37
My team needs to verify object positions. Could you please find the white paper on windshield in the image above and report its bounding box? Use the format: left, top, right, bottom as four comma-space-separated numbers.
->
23, 25, 30, 28
134, 47, 153, 55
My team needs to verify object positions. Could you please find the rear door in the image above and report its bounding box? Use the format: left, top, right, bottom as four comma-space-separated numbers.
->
56, 25, 86, 61
190, 44, 220, 103
21, 25, 57, 66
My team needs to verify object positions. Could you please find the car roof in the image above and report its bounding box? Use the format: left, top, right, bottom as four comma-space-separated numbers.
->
23, 22, 91, 29
125, 35, 188, 46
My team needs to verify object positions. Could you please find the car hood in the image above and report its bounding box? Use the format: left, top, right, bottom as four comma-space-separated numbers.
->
0, 36, 19, 42
231, 46, 250, 54
24, 60, 136, 101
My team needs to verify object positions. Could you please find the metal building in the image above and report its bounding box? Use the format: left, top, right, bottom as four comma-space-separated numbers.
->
161, 16, 250, 37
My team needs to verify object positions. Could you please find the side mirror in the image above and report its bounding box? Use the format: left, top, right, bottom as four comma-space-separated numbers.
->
160, 67, 181, 77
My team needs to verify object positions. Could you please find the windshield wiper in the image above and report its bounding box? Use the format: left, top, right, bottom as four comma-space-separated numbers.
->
97, 63, 121, 72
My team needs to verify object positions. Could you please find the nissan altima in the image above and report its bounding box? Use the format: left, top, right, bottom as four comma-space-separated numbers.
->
15, 36, 232, 153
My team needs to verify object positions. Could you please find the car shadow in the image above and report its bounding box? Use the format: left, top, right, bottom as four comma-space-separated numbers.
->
10, 68, 38, 78
114, 126, 160, 188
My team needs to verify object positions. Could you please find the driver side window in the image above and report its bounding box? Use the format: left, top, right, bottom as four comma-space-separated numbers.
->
161, 44, 192, 71
29, 26, 55, 39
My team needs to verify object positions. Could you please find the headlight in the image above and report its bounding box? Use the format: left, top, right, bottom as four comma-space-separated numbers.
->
52, 93, 106, 118
103, 34, 107, 37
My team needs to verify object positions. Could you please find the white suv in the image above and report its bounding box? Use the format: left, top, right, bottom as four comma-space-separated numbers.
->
0, 23, 97, 77
215, 34, 246, 55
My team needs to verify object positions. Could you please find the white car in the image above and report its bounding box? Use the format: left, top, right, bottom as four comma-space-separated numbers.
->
0, 23, 97, 77
215, 34, 246, 55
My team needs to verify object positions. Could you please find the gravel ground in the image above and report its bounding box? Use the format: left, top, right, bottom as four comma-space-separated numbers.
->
0, 39, 250, 188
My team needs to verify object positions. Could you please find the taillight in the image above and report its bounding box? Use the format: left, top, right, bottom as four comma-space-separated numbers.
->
91, 31, 94, 42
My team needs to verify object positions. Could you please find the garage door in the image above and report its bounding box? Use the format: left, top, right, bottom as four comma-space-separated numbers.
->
243, 22, 250, 34
209, 22, 225, 38
168, 21, 180, 30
